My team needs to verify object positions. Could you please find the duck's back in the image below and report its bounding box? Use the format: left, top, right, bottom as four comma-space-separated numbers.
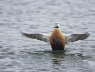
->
49, 29, 65, 50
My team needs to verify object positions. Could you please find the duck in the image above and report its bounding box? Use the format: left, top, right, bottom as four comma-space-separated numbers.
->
21, 24, 90, 51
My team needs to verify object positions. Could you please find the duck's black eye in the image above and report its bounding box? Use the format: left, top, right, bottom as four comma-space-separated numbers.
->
54, 23, 60, 28
54, 26, 59, 28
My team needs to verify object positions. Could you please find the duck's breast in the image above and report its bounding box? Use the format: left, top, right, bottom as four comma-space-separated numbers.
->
50, 37, 65, 50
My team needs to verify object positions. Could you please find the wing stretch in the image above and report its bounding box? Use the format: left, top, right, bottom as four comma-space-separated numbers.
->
65, 32, 90, 43
21, 32, 49, 42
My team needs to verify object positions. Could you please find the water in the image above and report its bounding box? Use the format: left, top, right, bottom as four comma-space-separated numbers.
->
0, 0, 95, 72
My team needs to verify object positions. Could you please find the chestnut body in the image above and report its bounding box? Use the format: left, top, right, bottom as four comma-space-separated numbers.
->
49, 28, 65, 50
22, 24, 89, 51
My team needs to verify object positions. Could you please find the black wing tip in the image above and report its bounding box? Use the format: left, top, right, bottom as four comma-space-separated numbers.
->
84, 32, 90, 37
79, 32, 90, 40
21, 32, 27, 36
21, 32, 32, 38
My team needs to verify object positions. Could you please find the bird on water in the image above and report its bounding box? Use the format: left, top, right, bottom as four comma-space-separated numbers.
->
21, 24, 90, 51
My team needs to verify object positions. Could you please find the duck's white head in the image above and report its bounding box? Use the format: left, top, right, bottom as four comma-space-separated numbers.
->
54, 23, 60, 28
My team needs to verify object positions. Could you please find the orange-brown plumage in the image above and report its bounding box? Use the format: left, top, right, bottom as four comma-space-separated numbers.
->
22, 23, 90, 51
49, 28, 65, 50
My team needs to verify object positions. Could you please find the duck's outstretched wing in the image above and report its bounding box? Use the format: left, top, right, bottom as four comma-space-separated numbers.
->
65, 32, 90, 43
21, 32, 49, 42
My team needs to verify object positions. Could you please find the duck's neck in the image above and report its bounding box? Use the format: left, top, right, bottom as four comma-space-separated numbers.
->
52, 28, 62, 35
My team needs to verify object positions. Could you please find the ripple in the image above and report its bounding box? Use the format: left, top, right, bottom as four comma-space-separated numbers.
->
0, 0, 95, 72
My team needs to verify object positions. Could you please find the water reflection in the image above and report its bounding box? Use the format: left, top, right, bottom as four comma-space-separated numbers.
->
20, 49, 65, 65
50, 50, 65, 65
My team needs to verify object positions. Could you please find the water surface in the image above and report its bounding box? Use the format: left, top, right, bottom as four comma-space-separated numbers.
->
0, 0, 95, 72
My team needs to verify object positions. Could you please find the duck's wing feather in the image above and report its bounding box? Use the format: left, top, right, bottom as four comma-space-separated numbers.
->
21, 32, 49, 42
65, 32, 90, 43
